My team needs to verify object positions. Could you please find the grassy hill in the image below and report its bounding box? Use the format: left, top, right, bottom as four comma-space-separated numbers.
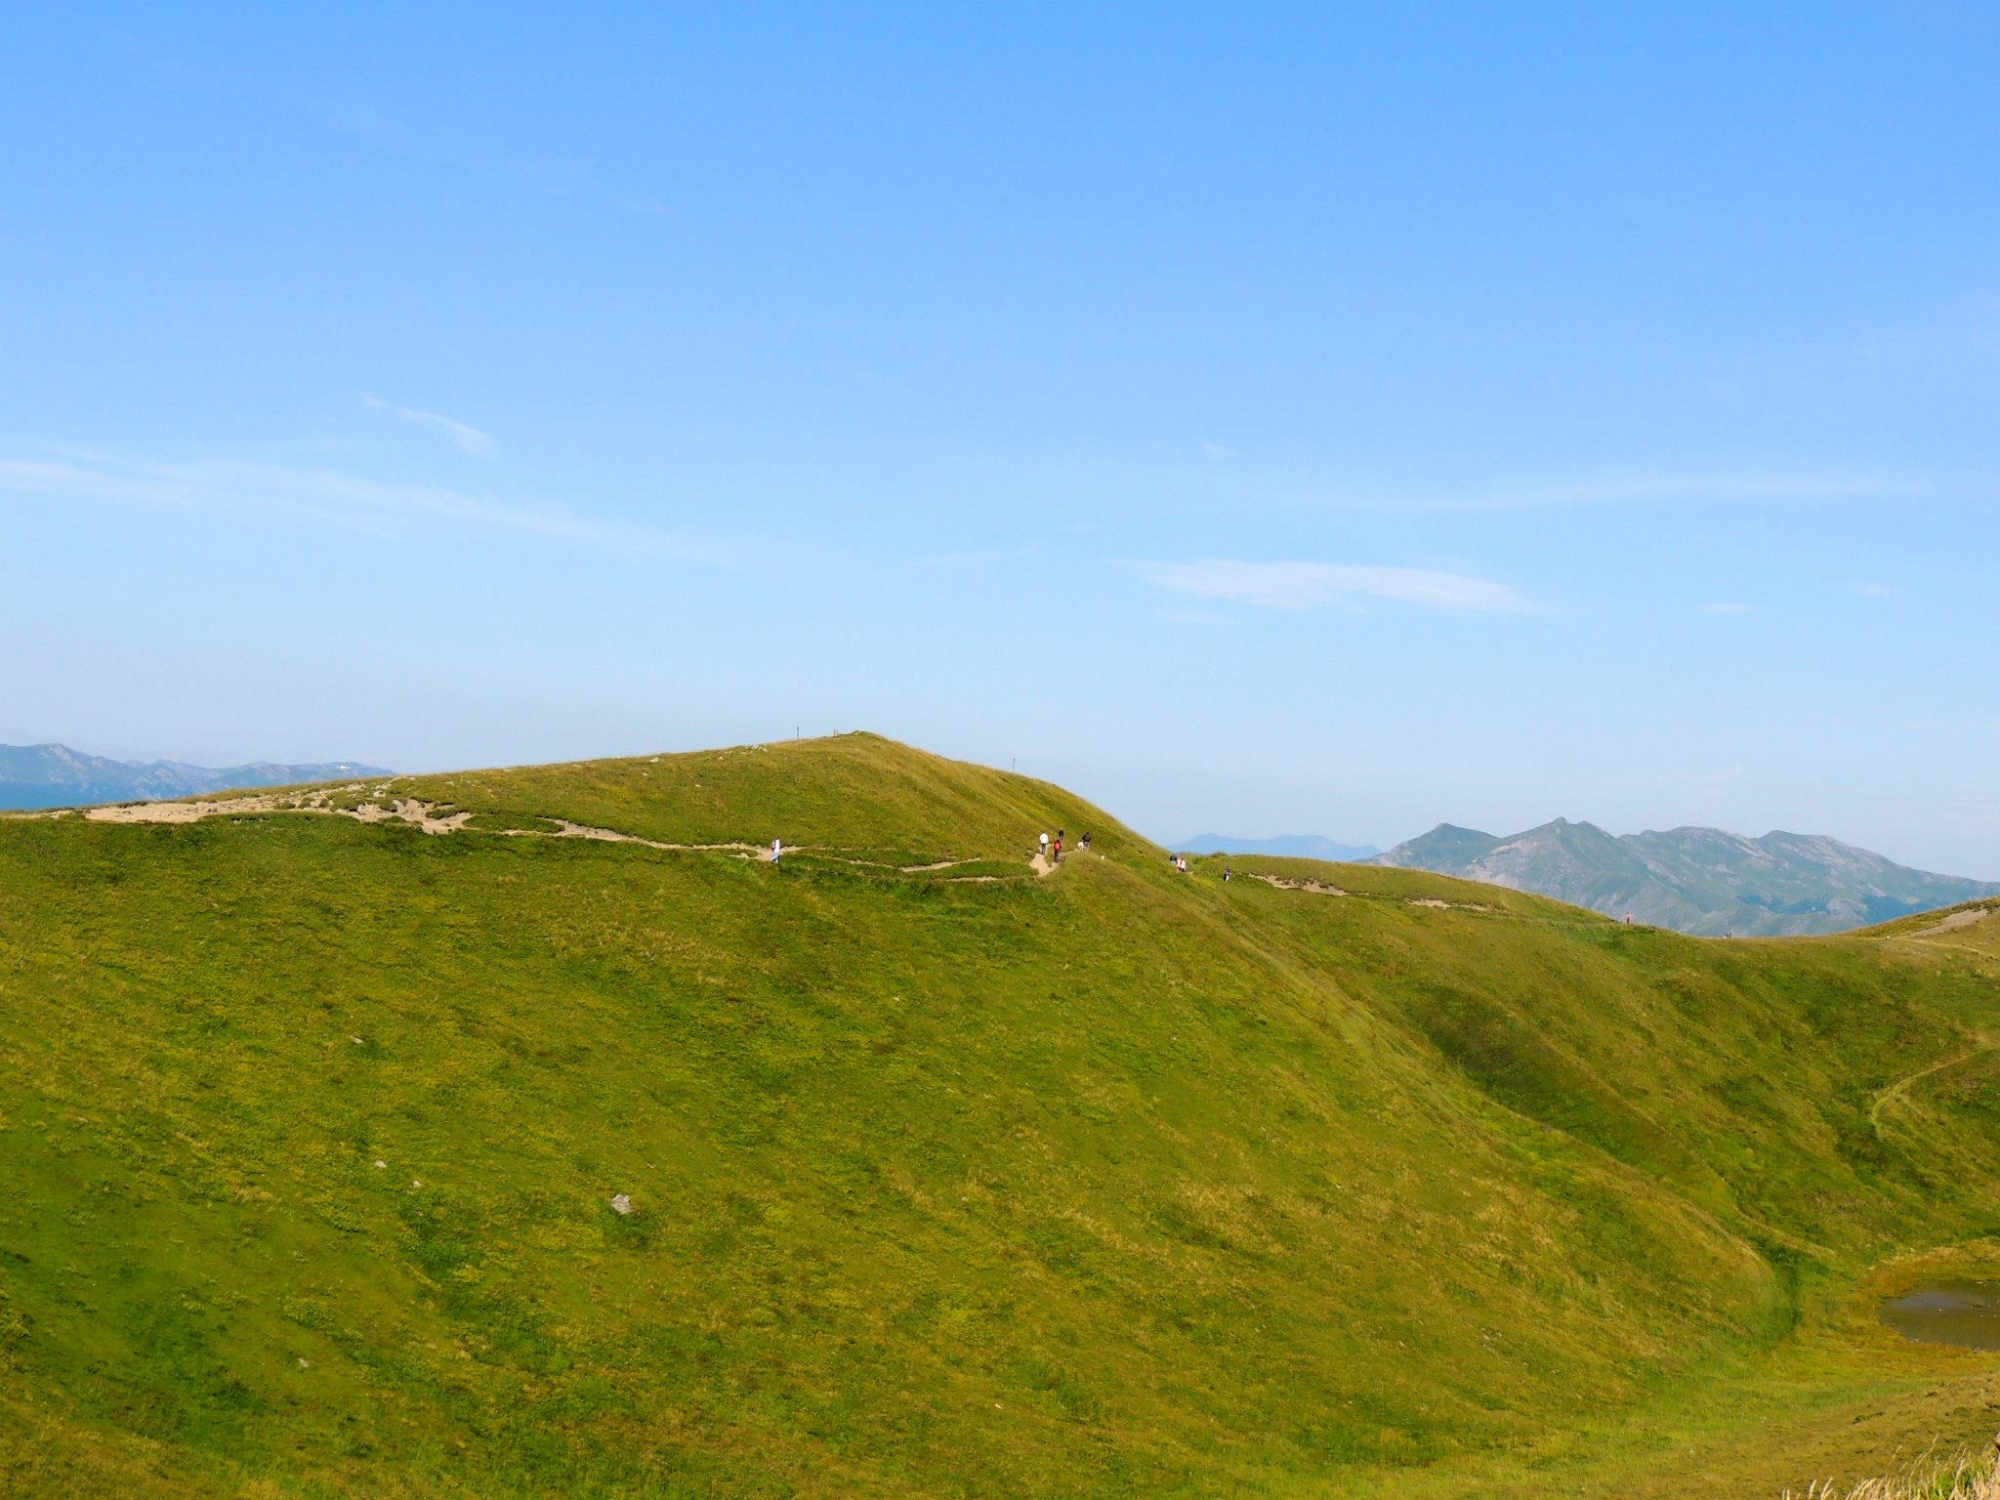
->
2, 733, 1998, 1498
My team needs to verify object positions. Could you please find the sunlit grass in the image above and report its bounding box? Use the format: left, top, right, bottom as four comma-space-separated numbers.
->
1, 734, 1997, 1497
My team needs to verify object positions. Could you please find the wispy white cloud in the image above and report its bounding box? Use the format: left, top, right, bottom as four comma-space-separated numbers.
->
0, 449, 704, 558
1140, 559, 1531, 613
363, 395, 495, 457
1851, 581, 1896, 598
1703, 602, 1755, 614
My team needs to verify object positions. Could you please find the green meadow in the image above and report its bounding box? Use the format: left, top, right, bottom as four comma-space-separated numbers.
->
2, 734, 1997, 1497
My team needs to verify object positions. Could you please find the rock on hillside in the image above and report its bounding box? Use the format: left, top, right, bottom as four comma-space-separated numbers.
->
1375, 817, 1999, 936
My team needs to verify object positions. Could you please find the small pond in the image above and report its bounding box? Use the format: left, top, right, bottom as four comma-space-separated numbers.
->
1881, 1282, 2000, 1350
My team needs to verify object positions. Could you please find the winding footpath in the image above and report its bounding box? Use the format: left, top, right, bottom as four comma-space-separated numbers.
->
13, 787, 1045, 881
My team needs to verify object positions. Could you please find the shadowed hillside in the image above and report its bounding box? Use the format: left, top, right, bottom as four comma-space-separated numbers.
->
2, 733, 1998, 1498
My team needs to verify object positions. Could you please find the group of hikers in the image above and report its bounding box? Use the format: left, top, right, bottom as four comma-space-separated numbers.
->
773, 830, 1108, 873
1037, 828, 1090, 865
774, 830, 1251, 883
774, 830, 1250, 882
1035, 839, 1241, 883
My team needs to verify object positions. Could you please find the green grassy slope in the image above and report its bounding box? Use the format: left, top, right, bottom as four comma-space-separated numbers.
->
1, 734, 1996, 1498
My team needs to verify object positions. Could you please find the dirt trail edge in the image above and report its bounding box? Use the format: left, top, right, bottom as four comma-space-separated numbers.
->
45, 791, 1052, 878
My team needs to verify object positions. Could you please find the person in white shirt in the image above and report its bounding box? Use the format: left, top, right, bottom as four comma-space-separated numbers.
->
1039, 831, 1050, 861
771, 837, 782, 864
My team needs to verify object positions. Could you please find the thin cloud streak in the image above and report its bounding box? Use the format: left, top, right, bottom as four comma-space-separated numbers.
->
363, 395, 496, 457
0, 451, 707, 559
1141, 559, 1532, 613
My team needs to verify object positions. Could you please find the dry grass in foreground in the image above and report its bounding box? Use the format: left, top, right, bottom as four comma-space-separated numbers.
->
1787, 1444, 2000, 1499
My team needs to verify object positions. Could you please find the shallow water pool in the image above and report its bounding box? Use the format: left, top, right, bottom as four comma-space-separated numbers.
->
1881, 1282, 2000, 1350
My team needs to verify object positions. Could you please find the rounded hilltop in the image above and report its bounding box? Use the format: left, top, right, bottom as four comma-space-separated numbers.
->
390, 730, 1153, 871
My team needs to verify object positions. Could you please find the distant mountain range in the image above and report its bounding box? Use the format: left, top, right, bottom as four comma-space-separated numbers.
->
1177, 833, 1382, 862
1374, 818, 2000, 936
0, 743, 389, 811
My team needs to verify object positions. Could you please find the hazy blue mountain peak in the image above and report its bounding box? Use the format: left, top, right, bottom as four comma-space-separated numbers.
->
0, 743, 390, 811
1375, 819, 2000, 936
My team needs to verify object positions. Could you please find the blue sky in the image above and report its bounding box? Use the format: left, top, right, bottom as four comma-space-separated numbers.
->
4, 5, 1998, 875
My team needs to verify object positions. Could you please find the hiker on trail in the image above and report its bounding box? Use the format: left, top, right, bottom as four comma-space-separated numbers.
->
1039, 831, 1050, 862
1080, 832, 1091, 852
1054, 829, 1064, 863
1224, 865, 1232, 883
771, 837, 782, 864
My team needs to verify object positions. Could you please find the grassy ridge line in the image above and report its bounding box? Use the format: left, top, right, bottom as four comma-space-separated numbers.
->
391, 732, 1147, 866
0, 735, 1996, 1497
1, 732, 1126, 867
